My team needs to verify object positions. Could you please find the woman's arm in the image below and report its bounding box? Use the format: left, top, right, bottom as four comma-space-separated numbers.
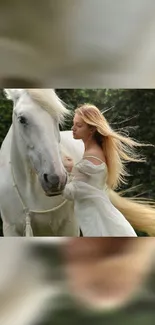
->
63, 156, 74, 173
62, 156, 76, 200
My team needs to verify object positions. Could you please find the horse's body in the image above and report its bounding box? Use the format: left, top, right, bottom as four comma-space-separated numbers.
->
0, 89, 84, 236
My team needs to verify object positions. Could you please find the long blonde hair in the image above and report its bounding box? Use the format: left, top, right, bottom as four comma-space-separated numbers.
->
75, 104, 155, 235
75, 104, 150, 189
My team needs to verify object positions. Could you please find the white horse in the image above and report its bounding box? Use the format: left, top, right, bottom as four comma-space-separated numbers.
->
0, 89, 84, 236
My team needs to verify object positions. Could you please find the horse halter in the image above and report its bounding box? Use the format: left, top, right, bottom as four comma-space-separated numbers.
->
9, 159, 68, 237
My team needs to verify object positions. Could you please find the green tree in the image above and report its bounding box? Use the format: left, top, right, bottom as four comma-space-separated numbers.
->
0, 89, 12, 146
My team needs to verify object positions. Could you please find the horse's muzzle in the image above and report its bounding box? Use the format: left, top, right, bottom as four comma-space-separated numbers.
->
41, 171, 67, 196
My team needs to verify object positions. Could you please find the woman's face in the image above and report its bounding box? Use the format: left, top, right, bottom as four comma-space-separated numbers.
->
72, 113, 92, 141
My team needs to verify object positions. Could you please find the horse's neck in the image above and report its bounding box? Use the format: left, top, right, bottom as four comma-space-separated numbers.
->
60, 131, 84, 163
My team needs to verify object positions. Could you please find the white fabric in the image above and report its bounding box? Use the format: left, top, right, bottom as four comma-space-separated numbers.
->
63, 158, 137, 237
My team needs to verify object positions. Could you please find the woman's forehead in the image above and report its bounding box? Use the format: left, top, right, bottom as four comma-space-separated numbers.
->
73, 114, 84, 123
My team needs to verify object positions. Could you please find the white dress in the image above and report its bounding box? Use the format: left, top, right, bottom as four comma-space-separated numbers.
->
63, 156, 137, 237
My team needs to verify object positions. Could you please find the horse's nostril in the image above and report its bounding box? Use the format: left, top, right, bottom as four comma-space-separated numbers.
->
43, 173, 60, 187
44, 173, 48, 183
51, 174, 60, 187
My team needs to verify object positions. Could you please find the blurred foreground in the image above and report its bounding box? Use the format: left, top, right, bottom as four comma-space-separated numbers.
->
0, 238, 155, 325
1, 1, 155, 87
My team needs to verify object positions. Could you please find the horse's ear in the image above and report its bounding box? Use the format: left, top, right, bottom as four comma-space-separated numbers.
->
4, 89, 23, 101
4, 89, 14, 100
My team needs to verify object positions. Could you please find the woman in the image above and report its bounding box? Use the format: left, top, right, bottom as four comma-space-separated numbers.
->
63, 104, 155, 237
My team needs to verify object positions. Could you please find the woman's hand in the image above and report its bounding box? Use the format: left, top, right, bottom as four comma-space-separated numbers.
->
63, 156, 74, 173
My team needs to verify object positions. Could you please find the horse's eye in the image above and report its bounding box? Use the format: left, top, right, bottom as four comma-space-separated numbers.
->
19, 116, 27, 125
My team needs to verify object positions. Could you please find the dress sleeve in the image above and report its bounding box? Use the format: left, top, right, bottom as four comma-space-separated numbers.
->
62, 180, 78, 201
62, 161, 88, 200
62, 159, 106, 200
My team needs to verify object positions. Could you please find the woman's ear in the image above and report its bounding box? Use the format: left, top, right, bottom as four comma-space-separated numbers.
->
90, 126, 96, 134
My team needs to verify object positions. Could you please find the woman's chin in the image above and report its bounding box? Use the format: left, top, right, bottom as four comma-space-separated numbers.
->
73, 134, 81, 140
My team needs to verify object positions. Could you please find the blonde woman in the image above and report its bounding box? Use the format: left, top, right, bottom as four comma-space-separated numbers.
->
63, 104, 155, 237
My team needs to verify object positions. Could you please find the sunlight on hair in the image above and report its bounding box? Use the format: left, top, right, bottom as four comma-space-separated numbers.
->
75, 104, 153, 189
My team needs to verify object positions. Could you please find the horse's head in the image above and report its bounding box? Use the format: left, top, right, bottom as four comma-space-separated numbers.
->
4, 88, 68, 196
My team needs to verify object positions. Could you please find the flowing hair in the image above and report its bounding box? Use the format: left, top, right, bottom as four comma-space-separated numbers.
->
75, 104, 155, 236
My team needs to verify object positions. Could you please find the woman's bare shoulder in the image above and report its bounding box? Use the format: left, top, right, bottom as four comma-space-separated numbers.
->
84, 148, 106, 165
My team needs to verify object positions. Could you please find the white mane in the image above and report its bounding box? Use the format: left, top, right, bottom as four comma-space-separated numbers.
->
4, 88, 70, 123
27, 89, 70, 123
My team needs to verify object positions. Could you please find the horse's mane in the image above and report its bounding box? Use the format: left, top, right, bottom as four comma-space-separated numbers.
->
27, 89, 70, 124
4, 88, 70, 125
